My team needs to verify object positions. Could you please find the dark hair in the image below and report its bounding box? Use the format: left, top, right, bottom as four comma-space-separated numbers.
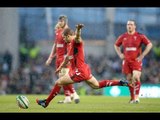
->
63, 28, 74, 36
59, 15, 68, 22
128, 19, 136, 26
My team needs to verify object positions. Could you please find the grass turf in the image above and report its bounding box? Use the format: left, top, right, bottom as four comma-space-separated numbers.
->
0, 94, 160, 113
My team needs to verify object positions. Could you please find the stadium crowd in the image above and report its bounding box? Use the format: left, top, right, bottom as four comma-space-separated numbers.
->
0, 41, 160, 95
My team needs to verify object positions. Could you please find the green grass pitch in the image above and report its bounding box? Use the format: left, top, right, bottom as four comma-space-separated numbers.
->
0, 94, 160, 113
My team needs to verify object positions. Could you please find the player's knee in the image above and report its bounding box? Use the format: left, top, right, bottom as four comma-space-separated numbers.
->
92, 84, 100, 89
59, 73, 65, 77
132, 75, 140, 82
87, 83, 98, 89
126, 76, 132, 81
55, 80, 62, 85
91, 86, 98, 89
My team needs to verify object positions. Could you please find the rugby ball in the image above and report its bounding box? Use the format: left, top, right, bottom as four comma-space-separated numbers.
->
16, 95, 29, 109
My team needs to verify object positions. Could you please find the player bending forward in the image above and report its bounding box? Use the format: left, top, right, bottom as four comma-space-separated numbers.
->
36, 24, 128, 108
46, 15, 80, 104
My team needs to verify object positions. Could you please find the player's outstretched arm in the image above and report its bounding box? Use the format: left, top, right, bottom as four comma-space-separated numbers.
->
75, 24, 84, 43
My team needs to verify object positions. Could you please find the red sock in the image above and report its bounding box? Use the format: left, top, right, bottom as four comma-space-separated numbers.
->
63, 85, 71, 96
135, 81, 141, 95
67, 84, 75, 94
129, 85, 135, 100
46, 83, 61, 104
99, 80, 120, 88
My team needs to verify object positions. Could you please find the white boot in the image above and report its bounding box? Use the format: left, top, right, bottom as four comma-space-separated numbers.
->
58, 96, 72, 104
129, 98, 140, 104
72, 92, 80, 104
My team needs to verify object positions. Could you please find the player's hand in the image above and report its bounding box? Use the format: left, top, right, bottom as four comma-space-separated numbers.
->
45, 58, 52, 66
119, 53, 124, 60
55, 67, 61, 74
136, 54, 144, 62
76, 24, 84, 30
54, 23, 61, 30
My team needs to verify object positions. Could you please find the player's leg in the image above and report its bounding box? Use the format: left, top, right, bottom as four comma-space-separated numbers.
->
58, 84, 80, 104
132, 70, 141, 103
126, 74, 136, 103
66, 84, 80, 104
122, 60, 136, 103
58, 85, 72, 104
127, 61, 142, 104
36, 82, 61, 108
84, 63, 128, 88
98, 60, 129, 87
36, 74, 74, 108
130, 61, 142, 103
58, 68, 72, 103
85, 76, 124, 89
64, 70, 80, 102
58, 68, 80, 104
85, 76, 100, 89
85, 74, 128, 89
98, 78, 129, 87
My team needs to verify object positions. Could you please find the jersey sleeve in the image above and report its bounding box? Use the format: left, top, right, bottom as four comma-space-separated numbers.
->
141, 34, 151, 45
115, 35, 123, 47
54, 30, 57, 44
66, 41, 74, 60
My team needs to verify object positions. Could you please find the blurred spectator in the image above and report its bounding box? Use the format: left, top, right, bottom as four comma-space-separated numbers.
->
19, 43, 29, 65
0, 74, 8, 95
28, 41, 40, 60
3, 50, 12, 74
153, 42, 160, 60
29, 65, 39, 93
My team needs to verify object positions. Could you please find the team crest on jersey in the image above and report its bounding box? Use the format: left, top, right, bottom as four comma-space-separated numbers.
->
134, 36, 137, 40
123, 38, 127, 41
